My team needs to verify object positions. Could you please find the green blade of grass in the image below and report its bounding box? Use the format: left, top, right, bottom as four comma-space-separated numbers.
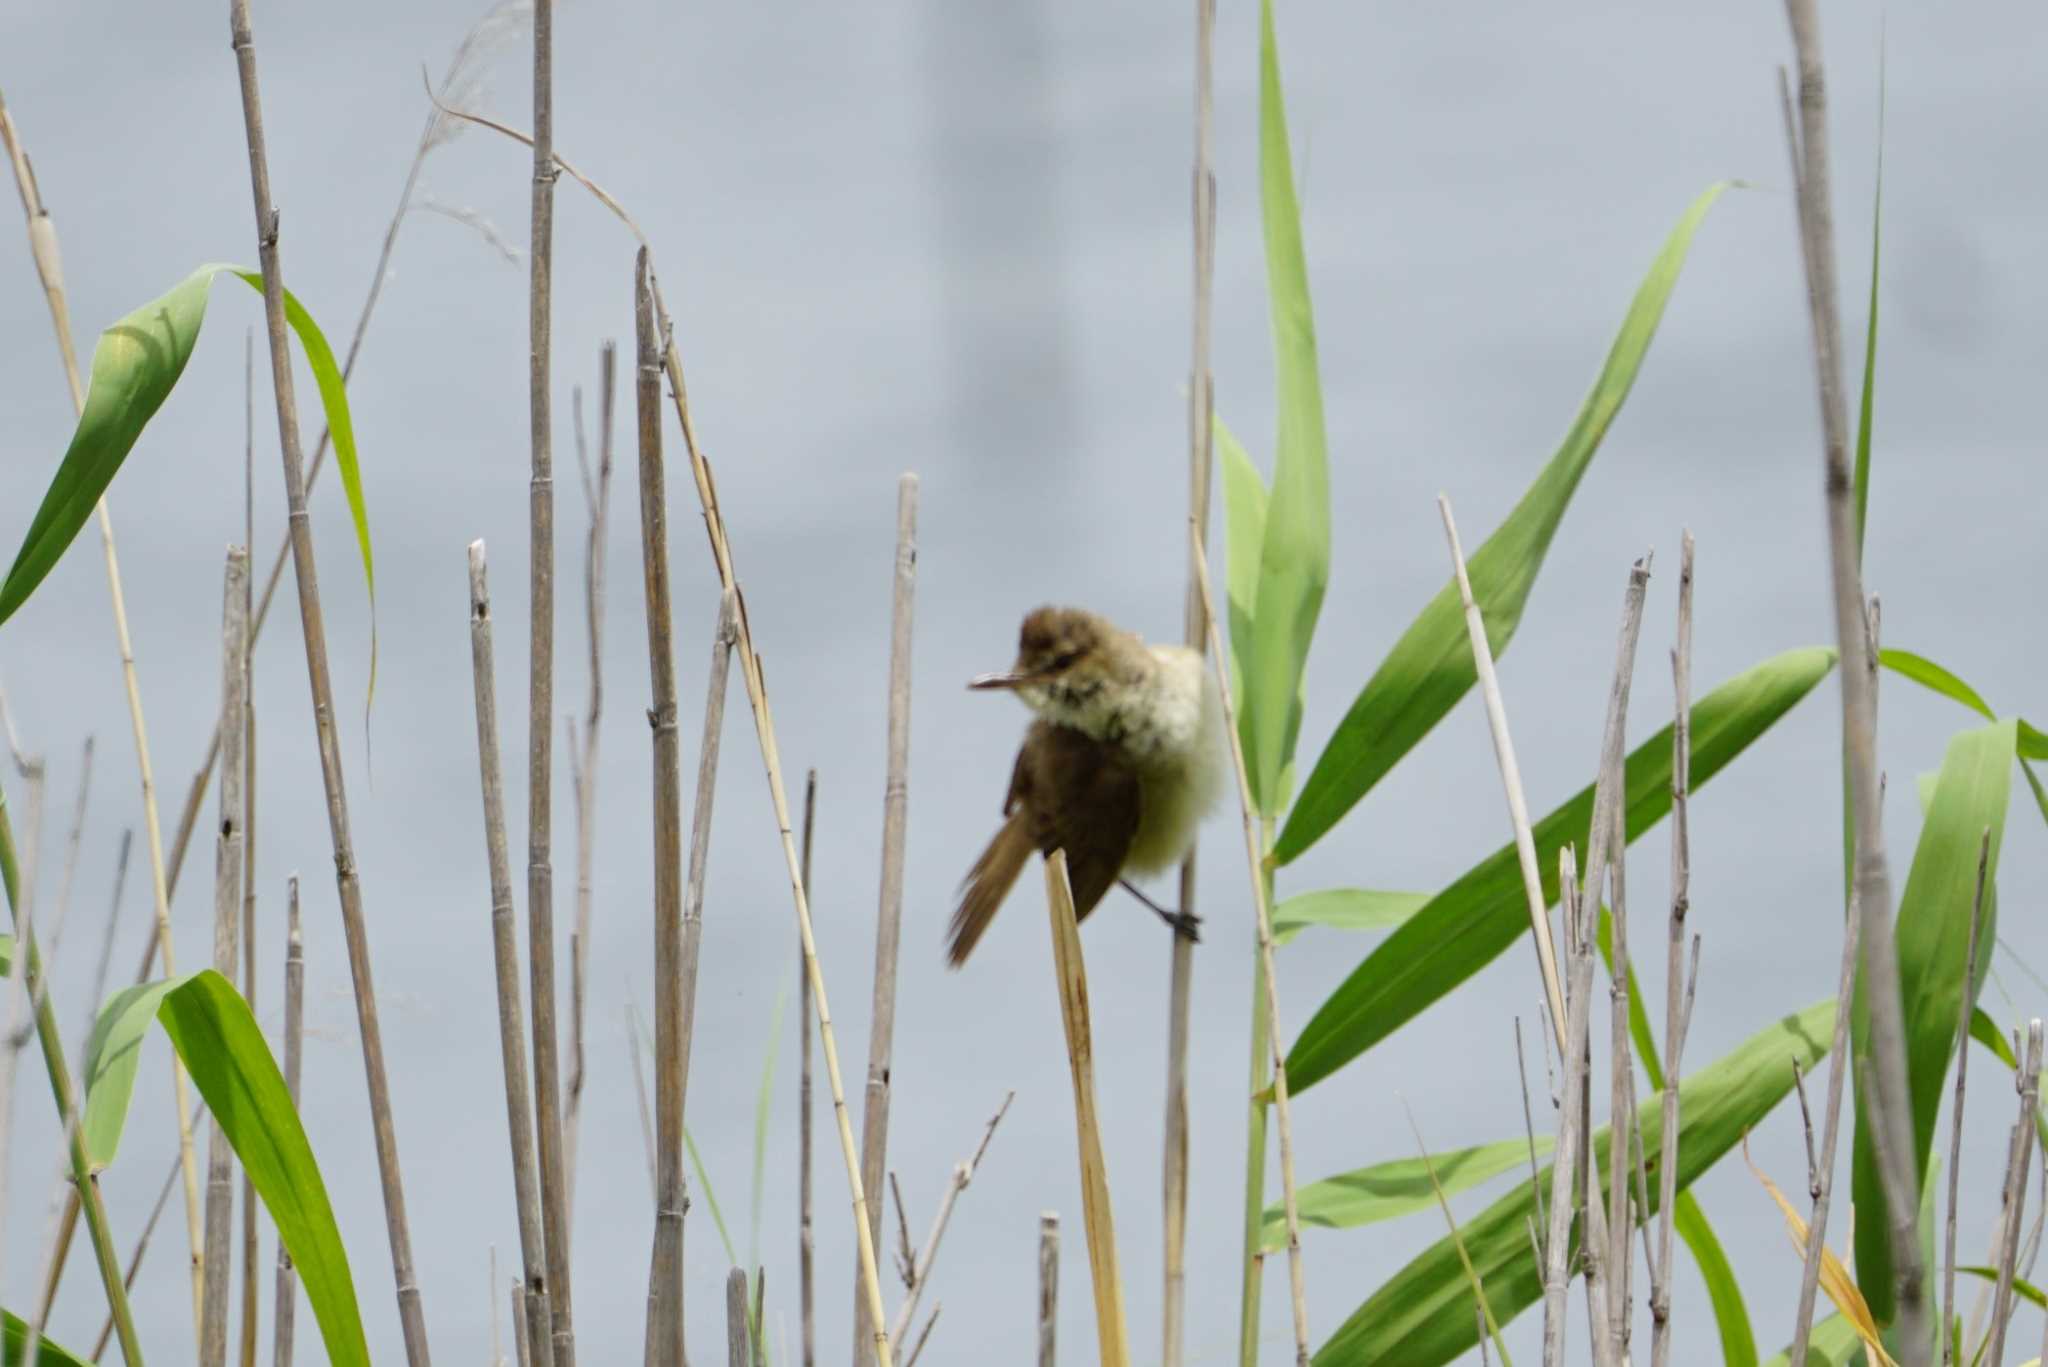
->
1273, 182, 1730, 865
1282, 645, 1834, 1096
1313, 1000, 1836, 1365
1260, 1133, 1553, 1248
2, 1310, 93, 1366
1217, 414, 1268, 728
1239, 0, 1330, 816
1760, 1312, 1873, 1367
1851, 719, 2015, 1322
157, 969, 367, 1366
1271, 888, 1428, 947
81, 975, 185, 1169
0, 264, 377, 704
1852, 39, 1885, 562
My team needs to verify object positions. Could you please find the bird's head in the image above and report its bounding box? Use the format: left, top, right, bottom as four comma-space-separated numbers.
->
969, 606, 1136, 725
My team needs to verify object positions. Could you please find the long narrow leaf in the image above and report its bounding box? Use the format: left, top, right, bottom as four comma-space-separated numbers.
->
2, 1310, 92, 1366
1260, 1134, 1553, 1249
1313, 1000, 1836, 1365
81, 975, 185, 1168
1272, 889, 1428, 947
0, 265, 376, 698
1274, 183, 1730, 864
1218, 416, 1268, 728
1851, 719, 2015, 1321
1284, 646, 1834, 1095
1240, 0, 1331, 814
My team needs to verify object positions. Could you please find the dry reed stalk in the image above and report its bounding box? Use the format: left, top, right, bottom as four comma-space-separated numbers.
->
653, 586, 741, 1361
200, 546, 249, 1367
1436, 499, 1568, 1046
274, 877, 304, 1367
1043, 852, 1130, 1367
854, 474, 919, 1367
1038, 1213, 1059, 1367
1779, 5, 1925, 1352
1649, 533, 1698, 1367
158, 0, 538, 922
510, 1279, 529, 1367
1939, 832, 1992, 1367
637, 250, 896, 1367
227, 3, 430, 1354
1186, 536, 1310, 1366
903, 1305, 939, 1367
563, 340, 617, 1227
469, 541, 558, 1367
887, 1091, 1014, 1350
238, 333, 262, 1367
0, 90, 208, 1327
1985, 1022, 2044, 1365
1163, 0, 1216, 1359
798, 769, 818, 1367
1542, 847, 1596, 1367
41, 736, 91, 967
523, 5, 574, 1359
726, 1268, 751, 1367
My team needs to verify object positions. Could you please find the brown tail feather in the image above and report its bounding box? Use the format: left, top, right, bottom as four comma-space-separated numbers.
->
947, 811, 1035, 967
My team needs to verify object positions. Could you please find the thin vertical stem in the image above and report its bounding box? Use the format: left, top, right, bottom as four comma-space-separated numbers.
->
1165, 0, 1215, 1359
1984, 1022, 2043, 1366
855, 475, 918, 1367
1940, 832, 1991, 1367
523, 0, 573, 1359
1038, 1213, 1059, 1367
726, 1268, 752, 1367
1780, 5, 1923, 1353
798, 769, 818, 1367
226, 3, 430, 1356
469, 542, 557, 1367
201, 547, 249, 1367
239, 347, 261, 1367
1650, 532, 1695, 1367
563, 340, 615, 1230
273, 878, 303, 1367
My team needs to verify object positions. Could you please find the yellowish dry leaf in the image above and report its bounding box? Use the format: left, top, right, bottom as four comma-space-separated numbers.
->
1742, 1134, 1898, 1367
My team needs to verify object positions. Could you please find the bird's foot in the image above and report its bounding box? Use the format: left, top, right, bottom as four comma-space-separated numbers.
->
1120, 879, 1202, 944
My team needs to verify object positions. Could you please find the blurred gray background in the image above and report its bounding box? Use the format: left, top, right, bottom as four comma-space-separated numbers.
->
2, 1, 2045, 1361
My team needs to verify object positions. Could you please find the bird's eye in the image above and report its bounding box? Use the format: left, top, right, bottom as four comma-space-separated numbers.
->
1049, 649, 1082, 672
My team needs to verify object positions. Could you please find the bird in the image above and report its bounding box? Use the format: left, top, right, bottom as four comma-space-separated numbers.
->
945, 605, 1224, 967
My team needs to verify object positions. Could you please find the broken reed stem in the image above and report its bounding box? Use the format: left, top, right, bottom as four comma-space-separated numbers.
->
799, 770, 818, 1367
725, 1268, 751, 1367
239, 607, 259, 1367
201, 548, 250, 1367
635, 257, 679, 1362
1787, 883, 1865, 1363
1043, 853, 1131, 1367
854, 474, 919, 1367
1186, 535, 1311, 1367
640, 251, 895, 1367
1164, 0, 1216, 1360
1605, 798, 1636, 1363
469, 541, 557, 1367
227, 3, 430, 1357
1542, 847, 1595, 1367
521, 4, 575, 1362
1649, 533, 1696, 1367
1780, 4, 1924, 1351
1437, 498, 1569, 1045
564, 340, 616, 1230
653, 587, 741, 1362
888, 1092, 1014, 1350
1038, 1213, 1059, 1367
1940, 831, 1992, 1367
0, 90, 208, 1327
1984, 1022, 2044, 1366
274, 878, 304, 1367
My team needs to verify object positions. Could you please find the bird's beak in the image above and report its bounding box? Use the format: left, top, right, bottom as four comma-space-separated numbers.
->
968, 668, 1038, 691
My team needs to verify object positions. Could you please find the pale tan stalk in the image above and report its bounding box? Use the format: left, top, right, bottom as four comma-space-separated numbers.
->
1038, 1213, 1059, 1367
798, 769, 818, 1367
239, 330, 262, 1367
1985, 1023, 2043, 1365
887, 1092, 1013, 1350
469, 541, 557, 1367
1939, 832, 1991, 1367
201, 546, 249, 1367
274, 877, 303, 1367
0, 88, 206, 1329
1164, 0, 1216, 1358
1780, 5, 1924, 1353
1043, 853, 1130, 1367
854, 474, 919, 1367
227, 3, 429, 1354
1542, 848, 1597, 1367
1186, 536, 1310, 1365
640, 250, 895, 1365
563, 340, 616, 1227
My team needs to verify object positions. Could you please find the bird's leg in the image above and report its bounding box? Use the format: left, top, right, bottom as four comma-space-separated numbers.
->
1119, 879, 1201, 944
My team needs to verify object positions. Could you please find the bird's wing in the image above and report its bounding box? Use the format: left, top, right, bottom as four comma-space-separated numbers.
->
1019, 721, 1140, 923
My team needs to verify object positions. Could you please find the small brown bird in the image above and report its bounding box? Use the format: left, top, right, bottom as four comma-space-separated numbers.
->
946, 606, 1224, 967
